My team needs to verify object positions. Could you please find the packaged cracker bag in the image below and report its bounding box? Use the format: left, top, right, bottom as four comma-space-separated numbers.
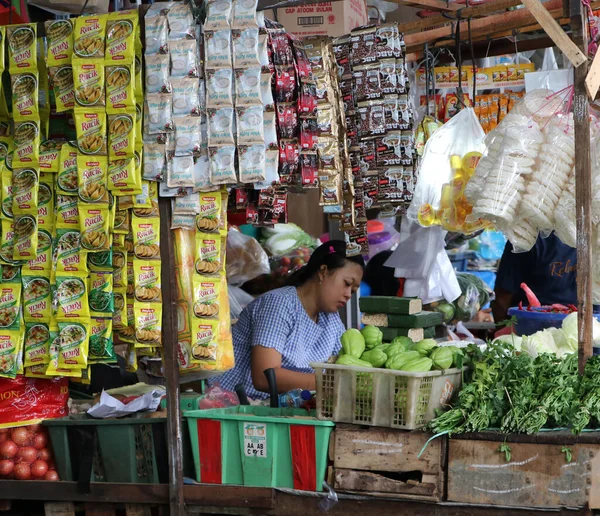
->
55, 194, 80, 229
13, 214, 38, 261
39, 139, 64, 173
13, 120, 40, 167
106, 65, 135, 113
105, 10, 137, 64
74, 108, 107, 155
57, 320, 90, 370
79, 205, 110, 252
108, 157, 139, 194
49, 66, 75, 112
192, 274, 220, 319
196, 192, 221, 233
56, 275, 90, 321
112, 288, 127, 329
0, 329, 24, 379
194, 233, 223, 275
22, 273, 52, 322
37, 174, 55, 232
45, 19, 73, 67
113, 209, 130, 235
107, 113, 135, 158
23, 322, 50, 368
24, 229, 52, 274
57, 142, 79, 196
73, 14, 107, 60
73, 61, 105, 108
89, 316, 115, 363
190, 318, 218, 364
87, 248, 112, 272
11, 72, 39, 121
12, 167, 39, 216
132, 215, 161, 260
89, 271, 114, 317
55, 228, 87, 274
133, 302, 162, 348
0, 282, 21, 330
133, 261, 161, 303
7, 24, 37, 73
77, 154, 108, 204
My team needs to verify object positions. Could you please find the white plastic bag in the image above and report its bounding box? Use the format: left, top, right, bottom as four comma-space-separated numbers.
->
226, 227, 270, 286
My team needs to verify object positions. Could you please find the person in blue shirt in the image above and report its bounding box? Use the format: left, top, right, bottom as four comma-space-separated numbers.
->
492, 233, 578, 322
214, 240, 364, 400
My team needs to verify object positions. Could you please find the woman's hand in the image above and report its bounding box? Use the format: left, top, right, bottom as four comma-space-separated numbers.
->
251, 346, 316, 393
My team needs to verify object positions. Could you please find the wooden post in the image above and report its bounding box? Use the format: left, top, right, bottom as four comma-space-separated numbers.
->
159, 198, 185, 515
570, 0, 594, 374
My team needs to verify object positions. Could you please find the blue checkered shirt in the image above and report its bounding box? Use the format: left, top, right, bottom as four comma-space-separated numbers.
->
212, 286, 344, 400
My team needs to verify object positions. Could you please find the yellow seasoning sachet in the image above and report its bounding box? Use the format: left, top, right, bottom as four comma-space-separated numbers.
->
22, 274, 52, 323
56, 274, 90, 321
49, 66, 75, 112
13, 120, 40, 168
55, 228, 87, 275
12, 214, 38, 261
105, 10, 138, 65
74, 108, 107, 155
0, 218, 15, 265
55, 194, 80, 229
24, 228, 52, 274
37, 173, 55, 233
57, 142, 78, 195
79, 204, 110, 253
112, 287, 127, 330
7, 24, 37, 73
73, 14, 108, 60
12, 167, 39, 217
132, 215, 161, 260
89, 271, 114, 318
133, 261, 162, 303
57, 320, 90, 370
1, 168, 13, 219
45, 19, 74, 67
0, 329, 24, 379
107, 112, 135, 159
77, 154, 108, 204
39, 139, 64, 173
133, 302, 162, 348
106, 64, 135, 113
192, 274, 221, 320
11, 72, 39, 121
190, 318, 218, 364
73, 60, 105, 108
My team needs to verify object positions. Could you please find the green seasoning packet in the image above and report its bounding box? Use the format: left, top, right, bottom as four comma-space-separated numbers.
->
55, 275, 90, 321
23, 322, 50, 368
22, 274, 52, 322
87, 249, 112, 272
89, 271, 114, 317
0, 282, 22, 330
89, 316, 115, 363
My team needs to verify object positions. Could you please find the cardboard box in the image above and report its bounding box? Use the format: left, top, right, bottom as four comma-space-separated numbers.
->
266, 0, 368, 38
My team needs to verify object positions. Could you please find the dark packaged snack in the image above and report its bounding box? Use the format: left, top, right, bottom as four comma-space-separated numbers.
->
380, 59, 397, 95
333, 35, 352, 79
353, 64, 381, 102
235, 187, 250, 210
339, 79, 354, 113
375, 24, 397, 60
363, 171, 380, 210
396, 60, 408, 94
346, 115, 359, 149
383, 94, 399, 132
375, 131, 403, 167
317, 135, 339, 171
246, 201, 258, 225
279, 139, 300, 184
300, 150, 318, 187
319, 176, 342, 206
360, 139, 376, 173
398, 95, 412, 130
353, 183, 367, 223
277, 102, 298, 139
378, 166, 405, 204
345, 223, 369, 256
298, 81, 318, 116
357, 101, 385, 137
350, 150, 361, 177
275, 65, 297, 103
300, 117, 318, 150
291, 39, 313, 80
350, 26, 377, 66
270, 29, 294, 66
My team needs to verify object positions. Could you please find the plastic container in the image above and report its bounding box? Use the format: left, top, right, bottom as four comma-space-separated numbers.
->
507, 308, 600, 336
311, 362, 464, 430
184, 406, 334, 491
44, 415, 168, 484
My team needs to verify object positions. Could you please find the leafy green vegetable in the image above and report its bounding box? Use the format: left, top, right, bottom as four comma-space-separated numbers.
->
498, 443, 511, 463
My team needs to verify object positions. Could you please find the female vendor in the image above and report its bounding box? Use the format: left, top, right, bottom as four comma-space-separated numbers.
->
215, 240, 364, 400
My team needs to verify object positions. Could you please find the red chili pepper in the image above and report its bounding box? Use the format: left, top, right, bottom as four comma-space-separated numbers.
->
520, 282, 541, 308
518, 301, 523, 310
568, 304, 578, 313
552, 303, 568, 311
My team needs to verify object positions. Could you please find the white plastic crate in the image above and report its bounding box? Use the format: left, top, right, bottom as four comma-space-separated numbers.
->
310, 362, 464, 430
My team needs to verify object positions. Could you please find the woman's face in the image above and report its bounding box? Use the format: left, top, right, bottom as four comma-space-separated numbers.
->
319, 262, 363, 313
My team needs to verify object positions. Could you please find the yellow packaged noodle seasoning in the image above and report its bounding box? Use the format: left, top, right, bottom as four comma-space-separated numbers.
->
55, 228, 87, 274
23, 322, 50, 367
13, 120, 40, 168
113, 209, 130, 235
0, 282, 21, 330
57, 320, 90, 370
190, 318, 218, 364
112, 249, 127, 289
25, 364, 50, 379
74, 108, 107, 155
0, 134, 14, 162
87, 248, 112, 272
1, 168, 13, 219
37, 175, 55, 233
112, 287, 127, 329
39, 139, 64, 173
89, 271, 113, 318
194, 234, 223, 276
12, 214, 38, 261
89, 316, 115, 363
106, 65, 135, 113
77, 154, 108, 205
133, 261, 162, 303
192, 274, 221, 319
55, 194, 80, 229
7, 24, 37, 73
45, 19, 73, 67
11, 72, 39, 121
57, 142, 78, 195
107, 113, 135, 158
113, 233, 125, 248
0, 329, 24, 379
108, 157, 137, 193
132, 215, 161, 260
1, 265, 20, 283
56, 275, 90, 321
105, 11, 137, 65
0, 219, 15, 266
45, 322, 81, 377
127, 298, 134, 328
133, 302, 162, 348
73, 14, 107, 60
49, 66, 75, 113
73, 60, 105, 108
12, 167, 39, 216
126, 255, 134, 296
196, 193, 222, 233
108, 192, 116, 232
24, 229, 52, 274
22, 274, 52, 322
79, 205, 110, 253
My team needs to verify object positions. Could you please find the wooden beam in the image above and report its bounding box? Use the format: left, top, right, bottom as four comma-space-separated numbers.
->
521, 0, 587, 66
398, 0, 460, 11
586, 50, 600, 99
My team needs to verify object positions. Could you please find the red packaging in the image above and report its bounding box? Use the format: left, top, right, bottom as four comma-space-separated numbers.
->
275, 66, 297, 103
300, 117, 318, 150
300, 151, 318, 187
277, 102, 298, 139
279, 139, 300, 184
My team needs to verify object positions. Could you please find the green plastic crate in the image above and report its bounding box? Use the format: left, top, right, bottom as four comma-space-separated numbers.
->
185, 406, 334, 492
44, 415, 168, 484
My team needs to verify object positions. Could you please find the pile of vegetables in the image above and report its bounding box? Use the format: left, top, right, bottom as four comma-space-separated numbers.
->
0, 425, 58, 481
335, 326, 464, 372
429, 341, 600, 435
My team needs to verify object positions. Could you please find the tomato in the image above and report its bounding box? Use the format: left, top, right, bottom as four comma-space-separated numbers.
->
11, 428, 30, 447
14, 463, 31, 480
44, 470, 59, 481
27, 424, 41, 434
32, 433, 47, 450
30, 460, 48, 479
291, 257, 304, 268
16, 447, 37, 464
0, 460, 14, 476
0, 433, 7, 444
0, 441, 18, 459
37, 448, 52, 462
280, 256, 291, 267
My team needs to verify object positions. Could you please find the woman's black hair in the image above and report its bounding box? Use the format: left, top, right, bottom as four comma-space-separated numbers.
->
287, 240, 365, 287
363, 250, 400, 296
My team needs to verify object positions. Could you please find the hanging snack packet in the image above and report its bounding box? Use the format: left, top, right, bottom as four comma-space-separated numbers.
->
195, 233, 223, 275
23, 323, 50, 368
55, 229, 87, 274
196, 192, 221, 233
112, 249, 126, 288
204, 30, 232, 68
57, 142, 78, 195
236, 105, 264, 144
77, 154, 108, 205
11, 72, 39, 121
112, 288, 127, 330
133, 261, 162, 303
167, 1, 195, 40
88, 248, 112, 273
89, 271, 113, 317
234, 67, 261, 106
190, 318, 218, 363
134, 302, 162, 347
238, 144, 266, 183
73, 61, 105, 107
7, 24, 37, 72
108, 157, 138, 194
113, 209, 130, 235
49, 66, 75, 112
126, 255, 134, 296
143, 142, 166, 182
0, 134, 13, 163
232, 28, 260, 68
105, 11, 137, 64
133, 181, 152, 208
45, 19, 73, 66
170, 40, 198, 78
132, 215, 161, 260
24, 229, 52, 274
174, 116, 202, 157
57, 320, 90, 370
0, 282, 21, 329
0, 219, 15, 266
37, 177, 54, 232
232, 0, 259, 28
12, 167, 39, 216
74, 109, 107, 155
192, 274, 220, 318
39, 139, 64, 173
108, 113, 135, 159
145, 15, 168, 55
56, 275, 90, 320
205, 0, 232, 30
145, 93, 174, 134
79, 205, 110, 252
22, 274, 51, 322
172, 77, 201, 116
13, 120, 40, 167
73, 14, 107, 59
208, 145, 237, 184
13, 214, 38, 261
206, 68, 234, 108
55, 195, 80, 229
89, 316, 115, 363
0, 168, 12, 219
0, 329, 23, 379
145, 54, 171, 94
134, 56, 143, 104
106, 65, 135, 113
207, 107, 235, 145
